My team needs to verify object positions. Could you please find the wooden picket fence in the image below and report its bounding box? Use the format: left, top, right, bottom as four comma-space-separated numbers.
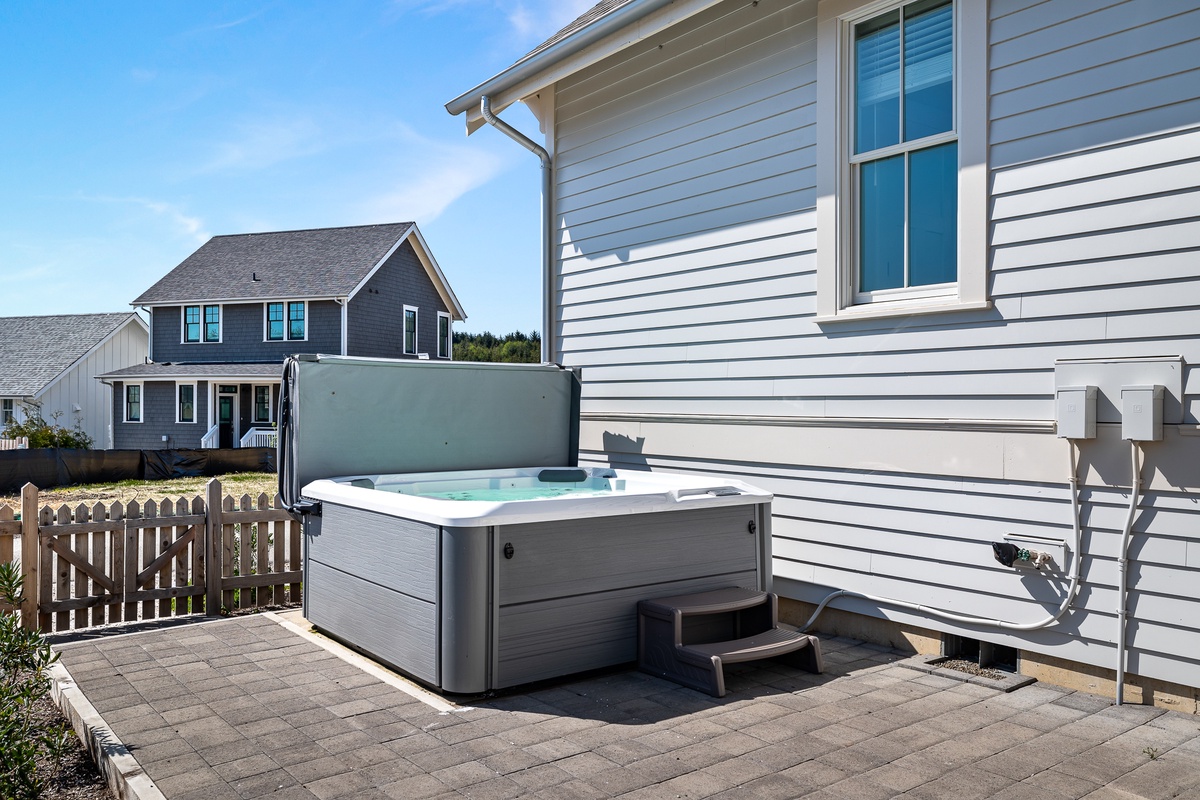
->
0, 479, 301, 633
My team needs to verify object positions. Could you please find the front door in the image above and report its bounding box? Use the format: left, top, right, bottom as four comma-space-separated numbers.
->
218, 394, 236, 448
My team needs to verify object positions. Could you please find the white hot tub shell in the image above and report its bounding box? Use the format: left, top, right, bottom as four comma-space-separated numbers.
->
279, 356, 774, 694
302, 466, 773, 693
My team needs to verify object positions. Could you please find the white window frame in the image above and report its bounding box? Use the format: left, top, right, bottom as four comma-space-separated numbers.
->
816, 0, 988, 321
176, 382, 197, 424
403, 305, 419, 356
437, 311, 452, 359
252, 384, 274, 424
182, 304, 222, 343
124, 383, 143, 424
264, 301, 308, 342
1, 399, 13, 426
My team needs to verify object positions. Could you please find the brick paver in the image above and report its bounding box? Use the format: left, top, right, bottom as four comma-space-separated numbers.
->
52, 614, 1200, 799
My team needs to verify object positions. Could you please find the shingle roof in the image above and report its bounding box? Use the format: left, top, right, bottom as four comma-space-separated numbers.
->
133, 222, 416, 305
0, 313, 143, 397
520, 0, 636, 62
97, 362, 283, 381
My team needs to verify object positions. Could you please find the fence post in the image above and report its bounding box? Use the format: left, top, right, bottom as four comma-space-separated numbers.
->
19, 483, 38, 630
205, 478, 222, 615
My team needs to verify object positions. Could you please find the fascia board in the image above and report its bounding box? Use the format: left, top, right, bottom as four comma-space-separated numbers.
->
448, 0, 723, 133
408, 226, 468, 321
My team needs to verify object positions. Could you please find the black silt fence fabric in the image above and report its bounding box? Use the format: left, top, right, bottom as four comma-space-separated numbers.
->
0, 447, 275, 493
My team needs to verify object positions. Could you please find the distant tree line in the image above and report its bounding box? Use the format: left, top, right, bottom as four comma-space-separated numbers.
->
452, 331, 541, 363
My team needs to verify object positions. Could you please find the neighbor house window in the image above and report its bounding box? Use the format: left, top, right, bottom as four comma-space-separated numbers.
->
403, 306, 418, 355
816, 0, 986, 319
1, 399, 13, 426
184, 305, 221, 342
253, 386, 272, 424
177, 384, 195, 424
266, 301, 306, 341
437, 312, 451, 359
125, 384, 142, 423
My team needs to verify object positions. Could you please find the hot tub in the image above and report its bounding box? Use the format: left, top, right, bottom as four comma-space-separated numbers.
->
302, 466, 772, 693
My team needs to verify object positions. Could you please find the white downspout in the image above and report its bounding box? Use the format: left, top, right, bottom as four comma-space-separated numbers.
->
480, 95, 554, 364
1115, 441, 1142, 706
338, 298, 348, 356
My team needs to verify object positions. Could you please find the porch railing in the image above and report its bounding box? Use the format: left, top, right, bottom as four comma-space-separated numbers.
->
0, 437, 28, 451
240, 427, 278, 449
200, 424, 219, 449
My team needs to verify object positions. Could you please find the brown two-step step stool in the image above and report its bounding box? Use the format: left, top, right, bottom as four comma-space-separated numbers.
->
637, 587, 823, 697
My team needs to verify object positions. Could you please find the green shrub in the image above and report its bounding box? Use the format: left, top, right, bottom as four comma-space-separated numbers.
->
1, 410, 93, 450
0, 561, 71, 799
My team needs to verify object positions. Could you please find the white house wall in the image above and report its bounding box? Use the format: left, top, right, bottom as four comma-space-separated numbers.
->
551, 0, 1200, 688
37, 321, 148, 449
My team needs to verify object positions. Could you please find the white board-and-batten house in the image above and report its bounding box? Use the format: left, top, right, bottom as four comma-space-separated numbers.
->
447, 0, 1200, 706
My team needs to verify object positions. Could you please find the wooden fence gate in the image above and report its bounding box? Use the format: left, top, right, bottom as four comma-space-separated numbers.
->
1, 479, 301, 633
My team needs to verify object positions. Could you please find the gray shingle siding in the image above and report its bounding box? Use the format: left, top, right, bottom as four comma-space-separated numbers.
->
347, 241, 449, 359
151, 301, 342, 363
112, 380, 211, 450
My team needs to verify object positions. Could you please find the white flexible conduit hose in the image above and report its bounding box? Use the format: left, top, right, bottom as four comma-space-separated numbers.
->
1115, 441, 1143, 706
799, 441, 1086, 634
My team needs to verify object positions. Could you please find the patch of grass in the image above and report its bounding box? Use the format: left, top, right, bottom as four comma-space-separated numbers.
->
0, 472, 278, 511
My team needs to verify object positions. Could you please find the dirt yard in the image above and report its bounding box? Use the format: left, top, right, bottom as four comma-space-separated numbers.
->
0, 472, 278, 512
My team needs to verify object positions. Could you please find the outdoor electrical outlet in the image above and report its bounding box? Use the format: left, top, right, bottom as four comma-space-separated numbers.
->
1122, 385, 1164, 441
1055, 385, 1096, 439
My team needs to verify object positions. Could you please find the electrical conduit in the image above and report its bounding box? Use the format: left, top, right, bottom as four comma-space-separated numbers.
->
1115, 441, 1142, 706
800, 441, 1086, 633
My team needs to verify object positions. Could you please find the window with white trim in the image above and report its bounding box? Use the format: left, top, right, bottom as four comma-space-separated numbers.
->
1, 399, 14, 426
403, 306, 418, 355
253, 385, 273, 424
125, 384, 142, 423
816, 0, 987, 320
183, 305, 221, 342
266, 301, 306, 341
177, 383, 196, 424
437, 312, 451, 359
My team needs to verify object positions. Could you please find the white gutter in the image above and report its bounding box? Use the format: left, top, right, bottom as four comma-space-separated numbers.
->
480, 96, 554, 364
445, 0, 678, 120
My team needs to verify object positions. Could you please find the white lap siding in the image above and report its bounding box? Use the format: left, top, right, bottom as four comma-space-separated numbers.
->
552, 0, 1200, 687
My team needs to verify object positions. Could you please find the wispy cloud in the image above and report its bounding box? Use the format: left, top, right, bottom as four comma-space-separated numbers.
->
194, 117, 327, 174
183, 9, 269, 36
356, 125, 508, 223
77, 194, 210, 244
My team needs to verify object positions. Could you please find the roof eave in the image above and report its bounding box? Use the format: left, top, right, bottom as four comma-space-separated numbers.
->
445, 0, 678, 130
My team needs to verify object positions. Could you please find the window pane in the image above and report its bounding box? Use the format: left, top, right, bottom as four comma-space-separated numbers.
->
179, 385, 194, 422
267, 303, 284, 340
855, 10, 900, 154
904, 0, 953, 141
859, 154, 906, 292
204, 306, 220, 342
404, 310, 417, 354
288, 302, 305, 340
908, 141, 957, 286
185, 306, 200, 342
438, 316, 449, 357
127, 386, 141, 421
255, 386, 271, 422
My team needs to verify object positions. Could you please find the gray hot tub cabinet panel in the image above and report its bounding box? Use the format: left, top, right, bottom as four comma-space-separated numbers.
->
494, 504, 764, 688
307, 503, 438, 602
497, 570, 759, 687
498, 505, 760, 605
304, 560, 439, 685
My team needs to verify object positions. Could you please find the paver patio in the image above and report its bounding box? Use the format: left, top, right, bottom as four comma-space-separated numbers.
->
49, 613, 1200, 800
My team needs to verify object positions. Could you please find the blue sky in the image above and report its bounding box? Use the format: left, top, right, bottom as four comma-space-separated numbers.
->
0, 1, 590, 335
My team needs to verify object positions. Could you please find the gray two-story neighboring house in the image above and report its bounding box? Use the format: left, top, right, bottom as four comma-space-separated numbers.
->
99, 222, 465, 450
